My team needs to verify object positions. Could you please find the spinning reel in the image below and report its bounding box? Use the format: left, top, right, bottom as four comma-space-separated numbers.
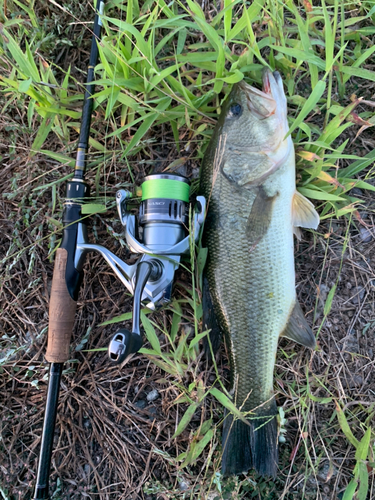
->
75, 173, 206, 363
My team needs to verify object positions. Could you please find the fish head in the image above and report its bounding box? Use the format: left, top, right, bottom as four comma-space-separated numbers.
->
217, 70, 293, 187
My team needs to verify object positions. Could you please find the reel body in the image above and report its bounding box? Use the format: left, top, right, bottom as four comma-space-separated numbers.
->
74, 173, 206, 363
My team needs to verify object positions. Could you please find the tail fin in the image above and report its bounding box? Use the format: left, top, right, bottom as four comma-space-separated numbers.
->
221, 400, 278, 477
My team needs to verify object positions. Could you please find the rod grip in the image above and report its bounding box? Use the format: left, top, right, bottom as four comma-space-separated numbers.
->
46, 248, 77, 363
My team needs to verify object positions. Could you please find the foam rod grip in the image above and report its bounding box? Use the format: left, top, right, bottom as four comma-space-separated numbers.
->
46, 248, 77, 363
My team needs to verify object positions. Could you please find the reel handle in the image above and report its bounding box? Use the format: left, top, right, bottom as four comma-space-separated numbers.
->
108, 261, 154, 364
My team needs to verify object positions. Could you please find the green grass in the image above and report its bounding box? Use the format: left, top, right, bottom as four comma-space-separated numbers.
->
2, 0, 375, 209
1, 0, 375, 498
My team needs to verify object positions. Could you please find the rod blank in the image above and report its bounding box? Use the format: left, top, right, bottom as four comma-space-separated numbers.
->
33, 363, 63, 500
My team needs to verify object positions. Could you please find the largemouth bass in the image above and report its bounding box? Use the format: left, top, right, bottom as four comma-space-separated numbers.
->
200, 70, 319, 477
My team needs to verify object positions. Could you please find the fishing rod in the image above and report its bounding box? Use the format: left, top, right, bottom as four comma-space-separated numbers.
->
32, 1, 104, 497
33, 2, 206, 498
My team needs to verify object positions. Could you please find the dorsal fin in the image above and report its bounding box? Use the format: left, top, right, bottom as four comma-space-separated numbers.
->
202, 275, 222, 359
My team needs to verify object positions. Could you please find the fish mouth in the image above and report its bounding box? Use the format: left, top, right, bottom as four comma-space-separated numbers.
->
238, 69, 282, 96
238, 69, 285, 119
262, 70, 282, 95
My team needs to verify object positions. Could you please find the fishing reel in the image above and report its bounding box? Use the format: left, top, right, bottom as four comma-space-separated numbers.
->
75, 173, 206, 364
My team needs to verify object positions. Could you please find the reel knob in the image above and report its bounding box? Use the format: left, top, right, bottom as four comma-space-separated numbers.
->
108, 328, 143, 364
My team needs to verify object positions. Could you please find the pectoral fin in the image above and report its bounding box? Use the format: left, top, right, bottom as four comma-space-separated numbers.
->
292, 191, 319, 240
280, 301, 316, 348
246, 187, 278, 246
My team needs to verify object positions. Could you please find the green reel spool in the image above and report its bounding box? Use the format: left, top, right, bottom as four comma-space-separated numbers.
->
141, 174, 190, 202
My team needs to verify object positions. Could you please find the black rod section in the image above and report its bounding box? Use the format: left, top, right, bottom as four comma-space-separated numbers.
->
33, 363, 63, 500
74, 0, 104, 180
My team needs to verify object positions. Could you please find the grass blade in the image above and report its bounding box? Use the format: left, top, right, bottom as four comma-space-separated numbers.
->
173, 403, 198, 438
286, 80, 326, 137
31, 114, 55, 156
141, 311, 162, 354
335, 401, 359, 448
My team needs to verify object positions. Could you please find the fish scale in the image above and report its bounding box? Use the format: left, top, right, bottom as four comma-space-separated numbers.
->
200, 71, 318, 476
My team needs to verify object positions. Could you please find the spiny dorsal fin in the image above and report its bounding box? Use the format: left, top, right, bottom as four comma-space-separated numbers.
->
280, 301, 316, 349
292, 191, 319, 235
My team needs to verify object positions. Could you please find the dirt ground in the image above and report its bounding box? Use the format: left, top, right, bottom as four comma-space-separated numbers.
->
1, 4, 375, 500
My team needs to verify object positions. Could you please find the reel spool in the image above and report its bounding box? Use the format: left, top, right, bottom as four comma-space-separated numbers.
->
139, 174, 190, 249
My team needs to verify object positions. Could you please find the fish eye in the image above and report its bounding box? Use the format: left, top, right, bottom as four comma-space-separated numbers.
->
228, 103, 242, 118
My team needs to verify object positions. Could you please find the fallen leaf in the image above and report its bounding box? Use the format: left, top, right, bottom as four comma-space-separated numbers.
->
317, 171, 345, 189
297, 150, 322, 162
303, 0, 313, 12
347, 112, 373, 126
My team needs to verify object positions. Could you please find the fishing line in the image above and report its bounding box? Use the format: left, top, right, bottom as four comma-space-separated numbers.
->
142, 176, 190, 201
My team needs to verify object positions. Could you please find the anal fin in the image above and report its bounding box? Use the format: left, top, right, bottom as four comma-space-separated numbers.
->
281, 301, 316, 348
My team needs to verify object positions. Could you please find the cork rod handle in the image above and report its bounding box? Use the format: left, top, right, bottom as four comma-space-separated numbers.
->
46, 248, 77, 363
